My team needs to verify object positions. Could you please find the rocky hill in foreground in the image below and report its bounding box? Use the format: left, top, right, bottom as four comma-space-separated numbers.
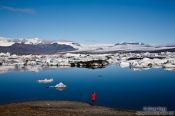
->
0, 101, 135, 116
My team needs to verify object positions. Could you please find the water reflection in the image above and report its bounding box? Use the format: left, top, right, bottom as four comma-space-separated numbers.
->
0, 64, 175, 74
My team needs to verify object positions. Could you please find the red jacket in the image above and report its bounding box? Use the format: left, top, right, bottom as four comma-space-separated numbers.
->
91, 93, 96, 101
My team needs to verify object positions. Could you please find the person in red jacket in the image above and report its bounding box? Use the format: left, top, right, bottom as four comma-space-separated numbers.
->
90, 92, 96, 106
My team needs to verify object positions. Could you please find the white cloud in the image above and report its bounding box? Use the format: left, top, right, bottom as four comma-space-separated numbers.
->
0, 6, 35, 14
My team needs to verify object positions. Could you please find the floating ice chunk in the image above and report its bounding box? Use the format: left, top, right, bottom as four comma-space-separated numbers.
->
151, 59, 168, 67
142, 58, 151, 62
163, 63, 175, 68
37, 78, 53, 83
132, 67, 150, 71
55, 82, 66, 88
120, 62, 130, 68
130, 58, 152, 68
48, 82, 66, 91
164, 68, 175, 71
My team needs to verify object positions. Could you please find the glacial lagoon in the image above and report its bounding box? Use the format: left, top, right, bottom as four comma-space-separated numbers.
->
0, 65, 175, 110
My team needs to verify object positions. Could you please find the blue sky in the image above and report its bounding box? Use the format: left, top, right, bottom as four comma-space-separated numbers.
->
0, 0, 175, 44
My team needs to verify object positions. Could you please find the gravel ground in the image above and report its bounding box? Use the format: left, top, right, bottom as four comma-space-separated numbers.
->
0, 101, 136, 116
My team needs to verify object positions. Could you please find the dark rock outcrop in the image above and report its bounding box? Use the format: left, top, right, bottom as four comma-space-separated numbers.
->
70, 60, 109, 69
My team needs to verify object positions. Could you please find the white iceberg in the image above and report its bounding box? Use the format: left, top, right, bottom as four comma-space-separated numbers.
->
37, 78, 53, 83
163, 63, 175, 68
119, 62, 130, 68
48, 82, 66, 91
55, 82, 66, 88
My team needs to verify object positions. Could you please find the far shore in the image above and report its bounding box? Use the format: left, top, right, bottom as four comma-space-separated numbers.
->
0, 100, 135, 116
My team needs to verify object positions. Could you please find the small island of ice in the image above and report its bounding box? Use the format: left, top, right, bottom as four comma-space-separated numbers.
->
37, 78, 53, 83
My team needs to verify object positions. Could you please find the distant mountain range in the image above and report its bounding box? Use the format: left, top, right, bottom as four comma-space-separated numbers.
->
0, 37, 175, 55
0, 43, 76, 55
0, 38, 78, 55
114, 42, 145, 46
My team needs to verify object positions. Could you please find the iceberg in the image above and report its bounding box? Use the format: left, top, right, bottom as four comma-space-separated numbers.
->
163, 63, 175, 68
119, 62, 130, 68
49, 82, 66, 91
164, 68, 175, 71
37, 78, 53, 83
55, 82, 66, 88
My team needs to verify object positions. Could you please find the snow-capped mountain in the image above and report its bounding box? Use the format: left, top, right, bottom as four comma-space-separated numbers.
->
114, 42, 145, 46
0, 36, 175, 54
21, 38, 44, 45
0, 37, 77, 55
0, 37, 50, 46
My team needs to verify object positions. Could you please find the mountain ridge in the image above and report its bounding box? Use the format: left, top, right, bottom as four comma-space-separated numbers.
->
0, 42, 77, 55
0, 37, 175, 55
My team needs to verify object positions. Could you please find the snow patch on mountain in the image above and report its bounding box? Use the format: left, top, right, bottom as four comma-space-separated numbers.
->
0, 37, 15, 46
55, 41, 81, 49
0, 37, 44, 46
21, 38, 43, 45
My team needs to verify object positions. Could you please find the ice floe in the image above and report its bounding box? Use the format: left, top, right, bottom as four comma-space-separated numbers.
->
49, 82, 67, 91
0, 52, 175, 72
55, 82, 66, 88
119, 62, 130, 68
37, 78, 53, 83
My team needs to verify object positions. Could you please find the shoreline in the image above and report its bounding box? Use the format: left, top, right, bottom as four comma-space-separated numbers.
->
0, 100, 135, 116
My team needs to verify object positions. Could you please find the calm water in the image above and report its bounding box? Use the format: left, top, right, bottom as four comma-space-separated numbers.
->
0, 65, 175, 110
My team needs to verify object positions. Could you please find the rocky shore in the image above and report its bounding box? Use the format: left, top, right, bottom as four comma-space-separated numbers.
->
0, 101, 135, 116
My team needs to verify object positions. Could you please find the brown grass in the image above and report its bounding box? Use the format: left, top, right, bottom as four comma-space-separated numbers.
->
0, 101, 135, 116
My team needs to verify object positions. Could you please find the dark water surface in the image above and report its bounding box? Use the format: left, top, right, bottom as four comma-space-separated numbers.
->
0, 65, 175, 110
